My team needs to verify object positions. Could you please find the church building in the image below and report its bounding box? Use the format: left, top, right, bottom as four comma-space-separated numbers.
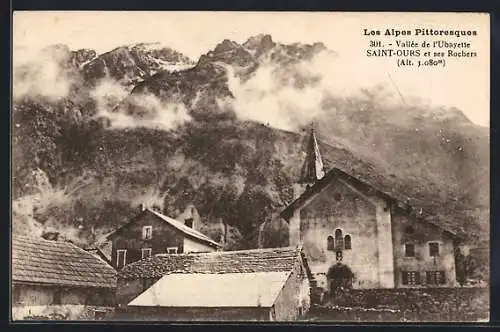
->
280, 129, 462, 292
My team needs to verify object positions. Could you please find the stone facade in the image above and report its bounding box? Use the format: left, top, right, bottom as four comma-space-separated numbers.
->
284, 173, 458, 291
271, 256, 311, 321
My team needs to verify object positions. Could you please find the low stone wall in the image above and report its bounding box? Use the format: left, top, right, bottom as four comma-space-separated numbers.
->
12, 305, 115, 321
306, 287, 489, 322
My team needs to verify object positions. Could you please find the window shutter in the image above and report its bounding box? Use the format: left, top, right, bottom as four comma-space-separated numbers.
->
415, 271, 421, 285
438, 271, 446, 284
420, 271, 427, 285
402, 271, 408, 285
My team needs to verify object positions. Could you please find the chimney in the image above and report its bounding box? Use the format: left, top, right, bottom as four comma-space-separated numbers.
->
185, 217, 194, 228
220, 219, 228, 245
41, 231, 60, 241
139, 203, 146, 212
257, 221, 266, 249
180, 204, 201, 229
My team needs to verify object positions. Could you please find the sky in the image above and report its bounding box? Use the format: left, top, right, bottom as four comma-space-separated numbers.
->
13, 11, 490, 126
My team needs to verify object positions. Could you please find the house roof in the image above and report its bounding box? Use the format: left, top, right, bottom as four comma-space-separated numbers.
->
107, 208, 222, 248
119, 246, 310, 280
281, 167, 464, 240
12, 235, 117, 288
128, 271, 291, 308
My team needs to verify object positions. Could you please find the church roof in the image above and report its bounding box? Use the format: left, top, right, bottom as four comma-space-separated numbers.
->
281, 167, 464, 240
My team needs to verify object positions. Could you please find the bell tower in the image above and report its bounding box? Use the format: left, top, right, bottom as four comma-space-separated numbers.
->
289, 126, 325, 247
299, 127, 325, 185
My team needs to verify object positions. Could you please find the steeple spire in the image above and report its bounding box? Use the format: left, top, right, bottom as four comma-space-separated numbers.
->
299, 127, 325, 184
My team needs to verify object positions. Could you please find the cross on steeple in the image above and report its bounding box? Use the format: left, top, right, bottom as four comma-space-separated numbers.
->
298, 126, 325, 185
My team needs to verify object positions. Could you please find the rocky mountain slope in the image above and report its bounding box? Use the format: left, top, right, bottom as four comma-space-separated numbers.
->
12, 35, 489, 258
82, 43, 195, 89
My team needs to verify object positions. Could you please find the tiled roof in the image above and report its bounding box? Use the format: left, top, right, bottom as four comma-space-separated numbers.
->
128, 271, 291, 308
107, 208, 222, 248
12, 235, 117, 288
119, 246, 304, 280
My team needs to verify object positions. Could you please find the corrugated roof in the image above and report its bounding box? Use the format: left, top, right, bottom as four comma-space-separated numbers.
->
119, 246, 303, 280
128, 271, 291, 308
12, 235, 117, 288
107, 208, 222, 248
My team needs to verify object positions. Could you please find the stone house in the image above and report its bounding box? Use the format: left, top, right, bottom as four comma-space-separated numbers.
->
11, 235, 116, 320
115, 247, 313, 321
106, 206, 222, 269
280, 129, 464, 293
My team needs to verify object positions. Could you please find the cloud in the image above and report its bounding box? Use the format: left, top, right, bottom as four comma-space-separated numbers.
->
224, 48, 479, 135
222, 50, 409, 132
91, 78, 191, 131
13, 45, 77, 101
224, 62, 328, 132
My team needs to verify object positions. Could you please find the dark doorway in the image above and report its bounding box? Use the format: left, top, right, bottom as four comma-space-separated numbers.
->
327, 263, 354, 297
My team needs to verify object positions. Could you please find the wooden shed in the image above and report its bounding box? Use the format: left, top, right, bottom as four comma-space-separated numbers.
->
116, 247, 313, 321
11, 235, 117, 320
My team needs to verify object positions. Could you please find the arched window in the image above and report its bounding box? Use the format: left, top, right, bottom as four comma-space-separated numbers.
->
344, 235, 352, 250
327, 236, 334, 251
335, 229, 343, 249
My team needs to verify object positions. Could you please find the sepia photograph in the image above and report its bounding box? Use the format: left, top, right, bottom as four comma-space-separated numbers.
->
11, 11, 490, 322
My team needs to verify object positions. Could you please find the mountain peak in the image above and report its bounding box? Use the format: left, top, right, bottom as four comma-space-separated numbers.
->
243, 34, 274, 49
214, 39, 242, 53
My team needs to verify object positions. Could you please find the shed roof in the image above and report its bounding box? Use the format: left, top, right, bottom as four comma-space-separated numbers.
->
107, 208, 222, 248
12, 235, 117, 288
119, 246, 309, 280
128, 271, 291, 308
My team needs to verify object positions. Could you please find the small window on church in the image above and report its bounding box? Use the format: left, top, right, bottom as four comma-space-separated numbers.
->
334, 229, 343, 249
429, 242, 440, 257
344, 235, 352, 250
405, 243, 415, 257
327, 236, 334, 251
334, 193, 342, 201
